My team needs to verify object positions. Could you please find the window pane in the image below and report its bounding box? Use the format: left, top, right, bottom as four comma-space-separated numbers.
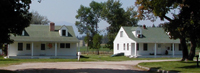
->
26, 44, 30, 50
117, 44, 119, 50
127, 43, 129, 50
60, 43, 65, 48
18, 43, 23, 51
143, 43, 147, 51
137, 43, 139, 51
66, 43, 70, 48
123, 44, 125, 50
41, 44, 45, 50
62, 30, 66, 36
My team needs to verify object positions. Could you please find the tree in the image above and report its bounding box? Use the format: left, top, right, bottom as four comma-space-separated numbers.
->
93, 34, 102, 55
135, 0, 200, 60
75, 1, 103, 49
101, 0, 138, 49
30, 11, 50, 24
0, 0, 32, 55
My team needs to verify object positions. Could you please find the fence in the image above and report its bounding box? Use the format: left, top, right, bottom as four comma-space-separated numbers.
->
81, 51, 113, 55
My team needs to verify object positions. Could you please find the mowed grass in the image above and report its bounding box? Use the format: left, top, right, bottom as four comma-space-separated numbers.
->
138, 61, 200, 73
0, 55, 179, 67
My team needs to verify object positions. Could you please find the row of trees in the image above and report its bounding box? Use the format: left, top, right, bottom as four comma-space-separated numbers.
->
135, 0, 200, 60
75, 0, 139, 54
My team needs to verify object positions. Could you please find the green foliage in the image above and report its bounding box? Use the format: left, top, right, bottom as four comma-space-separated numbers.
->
93, 34, 102, 55
135, 0, 200, 60
102, 0, 138, 49
93, 34, 102, 49
0, 0, 32, 46
75, 1, 103, 49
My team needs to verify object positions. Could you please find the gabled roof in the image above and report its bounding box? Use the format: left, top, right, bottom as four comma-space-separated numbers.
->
11, 25, 79, 42
122, 26, 180, 43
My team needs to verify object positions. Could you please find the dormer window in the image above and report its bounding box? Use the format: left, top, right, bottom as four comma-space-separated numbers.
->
59, 25, 68, 37
62, 30, 66, 36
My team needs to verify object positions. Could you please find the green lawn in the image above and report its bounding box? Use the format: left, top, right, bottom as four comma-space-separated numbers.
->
138, 61, 200, 73
0, 55, 179, 67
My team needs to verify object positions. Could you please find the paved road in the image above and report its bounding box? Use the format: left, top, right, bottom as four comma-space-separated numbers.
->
0, 59, 178, 73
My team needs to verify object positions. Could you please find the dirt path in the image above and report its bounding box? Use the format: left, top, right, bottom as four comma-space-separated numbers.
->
0, 59, 178, 73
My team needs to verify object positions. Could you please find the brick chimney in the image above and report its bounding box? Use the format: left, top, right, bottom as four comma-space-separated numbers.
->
50, 22, 55, 31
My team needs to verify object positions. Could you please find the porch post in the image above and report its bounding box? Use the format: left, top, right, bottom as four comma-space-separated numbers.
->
78, 42, 80, 52
172, 43, 175, 57
55, 43, 57, 57
154, 43, 157, 57
134, 43, 137, 57
31, 42, 34, 58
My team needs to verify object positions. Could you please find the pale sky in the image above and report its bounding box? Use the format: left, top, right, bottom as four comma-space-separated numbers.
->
30, 0, 167, 36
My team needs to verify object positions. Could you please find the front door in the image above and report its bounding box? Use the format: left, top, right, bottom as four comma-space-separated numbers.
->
40, 44, 46, 56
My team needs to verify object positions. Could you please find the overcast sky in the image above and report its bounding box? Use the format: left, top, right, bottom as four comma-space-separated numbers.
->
30, 0, 167, 36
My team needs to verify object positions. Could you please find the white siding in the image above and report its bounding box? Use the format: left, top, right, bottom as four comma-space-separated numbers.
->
8, 42, 77, 56
113, 27, 135, 56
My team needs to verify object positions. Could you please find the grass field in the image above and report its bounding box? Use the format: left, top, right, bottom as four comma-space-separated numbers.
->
138, 61, 200, 73
0, 55, 179, 67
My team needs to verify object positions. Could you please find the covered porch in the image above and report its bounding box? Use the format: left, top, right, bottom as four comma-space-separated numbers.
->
8, 42, 80, 59
130, 42, 182, 58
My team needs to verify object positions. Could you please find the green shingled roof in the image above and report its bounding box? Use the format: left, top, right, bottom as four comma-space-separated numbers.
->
11, 25, 79, 42
122, 26, 180, 43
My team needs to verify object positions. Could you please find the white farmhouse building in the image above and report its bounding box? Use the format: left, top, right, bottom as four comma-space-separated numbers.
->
8, 22, 79, 59
113, 26, 182, 58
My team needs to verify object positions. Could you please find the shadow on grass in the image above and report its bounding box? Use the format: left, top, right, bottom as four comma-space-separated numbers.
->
80, 55, 89, 58
0, 70, 17, 73
0, 59, 18, 61
180, 61, 196, 63
148, 67, 180, 73
12, 68, 149, 73
178, 65, 200, 68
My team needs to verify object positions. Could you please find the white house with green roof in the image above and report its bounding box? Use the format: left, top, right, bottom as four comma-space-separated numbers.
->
113, 26, 182, 58
8, 22, 79, 59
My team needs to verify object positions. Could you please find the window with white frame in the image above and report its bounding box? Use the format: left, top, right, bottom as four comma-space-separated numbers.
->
18, 43, 23, 51
60, 43, 70, 48
41, 44, 45, 50
127, 43, 129, 50
123, 43, 125, 50
26, 44, 30, 50
143, 43, 148, 51
62, 30, 66, 36
117, 44, 119, 50
137, 43, 139, 51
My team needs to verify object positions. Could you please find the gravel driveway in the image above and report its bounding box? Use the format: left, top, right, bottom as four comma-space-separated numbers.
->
0, 60, 178, 73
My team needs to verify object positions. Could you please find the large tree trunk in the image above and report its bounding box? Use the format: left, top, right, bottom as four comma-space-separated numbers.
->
180, 37, 189, 61
188, 38, 196, 60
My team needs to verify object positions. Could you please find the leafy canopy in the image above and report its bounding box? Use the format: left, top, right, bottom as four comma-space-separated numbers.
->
0, 0, 32, 45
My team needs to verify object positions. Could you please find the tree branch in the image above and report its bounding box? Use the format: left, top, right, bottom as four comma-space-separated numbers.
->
163, 15, 172, 21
